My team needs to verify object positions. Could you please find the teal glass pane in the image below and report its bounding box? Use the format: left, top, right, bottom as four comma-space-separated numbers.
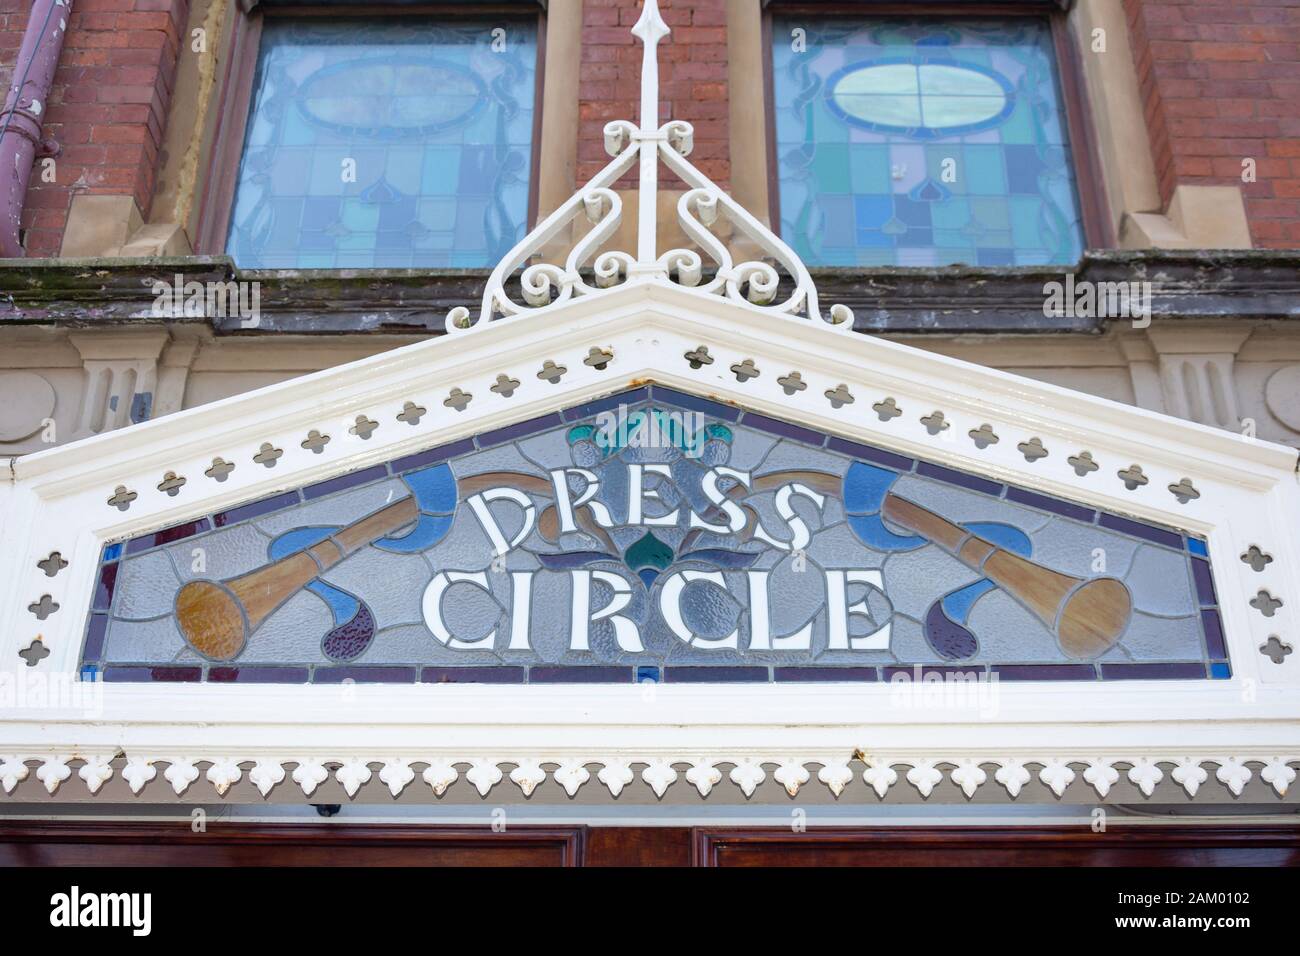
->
226, 18, 537, 269
772, 17, 1085, 267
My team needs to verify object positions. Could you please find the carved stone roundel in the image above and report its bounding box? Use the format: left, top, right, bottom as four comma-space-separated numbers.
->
0, 371, 56, 441
1264, 365, 1300, 432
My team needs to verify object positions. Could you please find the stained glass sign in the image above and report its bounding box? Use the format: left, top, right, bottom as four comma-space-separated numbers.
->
81, 389, 1227, 684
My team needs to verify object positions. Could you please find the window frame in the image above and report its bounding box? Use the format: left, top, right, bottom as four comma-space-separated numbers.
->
761, 2, 1113, 264
194, 3, 549, 265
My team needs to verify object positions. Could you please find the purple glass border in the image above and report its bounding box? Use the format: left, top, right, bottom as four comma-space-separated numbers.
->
477, 413, 565, 448
312, 666, 417, 683
773, 666, 878, 682
529, 666, 633, 683
214, 490, 301, 528
303, 464, 389, 500
916, 461, 1002, 496
663, 666, 769, 683
1005, 486, 1095, 522
1098, 512, 1183, 550
391, 437, 475, 474
208, 666, 311, 683
126, 518, 212, 555
92, 562, 117, 612
422, 666, 526, 684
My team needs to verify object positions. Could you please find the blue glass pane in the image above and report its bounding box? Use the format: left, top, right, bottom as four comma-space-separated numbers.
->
772, 17, 1085, 267
226, 19, 537, 269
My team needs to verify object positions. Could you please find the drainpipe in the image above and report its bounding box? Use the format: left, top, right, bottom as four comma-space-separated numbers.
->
1, 0, 71, 258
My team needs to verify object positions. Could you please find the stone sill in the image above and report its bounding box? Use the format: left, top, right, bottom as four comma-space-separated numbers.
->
1, 249, 1298, 335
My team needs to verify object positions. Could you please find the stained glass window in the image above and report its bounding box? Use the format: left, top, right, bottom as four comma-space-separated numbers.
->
80, 387, 1227, 684
771, 17, 1086, 267
226, 18, 537, 269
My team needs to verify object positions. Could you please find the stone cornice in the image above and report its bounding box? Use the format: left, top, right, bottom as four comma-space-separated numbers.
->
1, 249, 1299, 334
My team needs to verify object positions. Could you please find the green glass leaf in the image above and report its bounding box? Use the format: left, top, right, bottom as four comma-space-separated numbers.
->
625, 531, 674, 571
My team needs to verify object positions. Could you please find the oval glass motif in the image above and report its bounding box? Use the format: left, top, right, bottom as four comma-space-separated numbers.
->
296, 57, 487, 139
826, 59, 1014, 138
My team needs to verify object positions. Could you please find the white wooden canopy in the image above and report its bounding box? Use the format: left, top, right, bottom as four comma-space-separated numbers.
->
3, 277, 1298, 804
1, 0, 1297, 806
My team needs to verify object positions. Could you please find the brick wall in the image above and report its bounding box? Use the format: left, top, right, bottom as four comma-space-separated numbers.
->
4, 0, 1299, 256
1125, 0, 1300, 247
0, 0, 186, 256
577, 0, 729, 189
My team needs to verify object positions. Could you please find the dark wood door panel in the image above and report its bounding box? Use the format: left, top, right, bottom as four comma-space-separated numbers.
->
3, 823, 1297, 866
694, 826, 1300, 867
0, 823, 584, 867
585, 826, 692, 866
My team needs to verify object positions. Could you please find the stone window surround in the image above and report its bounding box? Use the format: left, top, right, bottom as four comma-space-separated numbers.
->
725, 0, 1254, 252
61, 0, 583, 260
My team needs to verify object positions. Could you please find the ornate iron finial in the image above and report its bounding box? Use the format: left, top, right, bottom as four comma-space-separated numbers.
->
449, 0, 853, 332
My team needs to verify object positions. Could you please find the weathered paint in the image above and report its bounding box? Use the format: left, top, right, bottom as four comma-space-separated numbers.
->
0, 0, 73, 257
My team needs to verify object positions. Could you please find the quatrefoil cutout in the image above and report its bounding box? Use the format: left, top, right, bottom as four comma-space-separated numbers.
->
1017, 438, 1048, 462
301, 430, 330, 453
1067, 451, 1099, 476
920, 411, 948, 435
777, 372, 806, 395
825, 384, 854, 409
18, 639, 49, 667
107, 486, 137, 511
1260, 636, 1292, 665
37, 552, 68, 577
349, 416, 379, 440
1250, 590, 1283, 618
872, 398, 902, 422
253, 443, 283, 468
1167, 478, 1200, 504
397, 402, 427, 425
445, 388, 473, 411
969, 424, 998, 449
1118, 465, 1148, 490
537, 361, 567, 384
28, 595, 58, 620
1241, 546, 1273, 573
684, 346, 713, 369
490, 375, 520, 398
205, 457, 235, 481
157, 471, 186, 496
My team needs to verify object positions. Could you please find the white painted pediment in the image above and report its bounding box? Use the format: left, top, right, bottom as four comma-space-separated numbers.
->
2, 280, 1298, 804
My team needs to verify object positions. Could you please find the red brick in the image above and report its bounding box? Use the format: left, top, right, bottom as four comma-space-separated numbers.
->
89, 123, 149, 144
1127, 0, 1300, 245
75, 0, 139, 11
96, 84, 155, 104
115, 11, 176, 32
75, 13, 121, 31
